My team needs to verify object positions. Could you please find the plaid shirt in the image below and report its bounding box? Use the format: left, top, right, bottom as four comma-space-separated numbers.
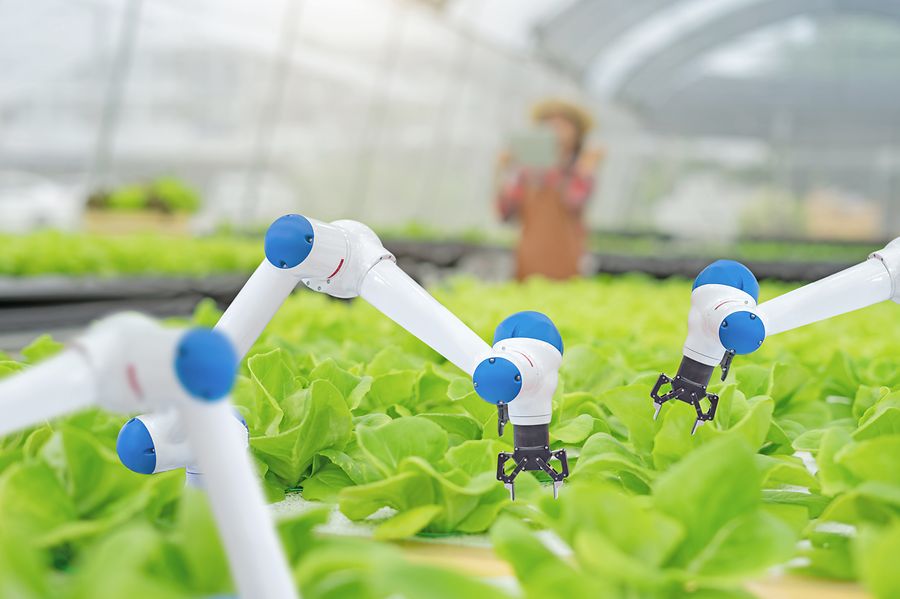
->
498, 167, 594, 221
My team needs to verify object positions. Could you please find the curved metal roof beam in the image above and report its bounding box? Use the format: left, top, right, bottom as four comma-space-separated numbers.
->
585, 0, 763, 99
534, 0, 682, 75
645, 74, 900, 144
607, 0, 900, 105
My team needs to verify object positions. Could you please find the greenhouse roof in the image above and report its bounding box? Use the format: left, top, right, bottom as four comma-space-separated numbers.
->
528, 0, 900, 143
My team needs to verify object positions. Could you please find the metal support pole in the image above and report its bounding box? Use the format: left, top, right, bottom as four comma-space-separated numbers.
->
349, 1, 407, 219
88, 0, 143, 191
412, 4, 486, 223
240, 0, 304, 228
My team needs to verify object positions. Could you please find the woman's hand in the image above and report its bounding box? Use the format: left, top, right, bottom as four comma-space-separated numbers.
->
575, 147, 605, 177
496, 150, 515, 172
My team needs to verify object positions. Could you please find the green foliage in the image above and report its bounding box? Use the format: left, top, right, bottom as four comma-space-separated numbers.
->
150, 178, 201, 214
0, 232, 261, 277
102, 178, 201, 214
3, 273, 900, 596
20, 335, 64, 363
105, 184, 146, 211
590, 231, 881, 263
0, 227, 881, 279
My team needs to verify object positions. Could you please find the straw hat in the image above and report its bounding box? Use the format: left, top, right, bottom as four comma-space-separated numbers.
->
531, 99, 595, 136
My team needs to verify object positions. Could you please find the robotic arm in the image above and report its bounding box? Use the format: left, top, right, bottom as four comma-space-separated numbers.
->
0, 313, 298, 599
120, 214, 567, 499
474, 312, 567, 500
118, 409, 248, 487
651, 239, 900, 434
220, 214, 492, 371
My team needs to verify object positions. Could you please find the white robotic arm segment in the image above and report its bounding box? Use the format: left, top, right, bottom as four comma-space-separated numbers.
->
123, 214, 484, 480
261, 214, 490, 372
302, 219, 394, 299
654, 241, 900, 433
0, 312, 184, 436
123, 215, 564, 502
871, 236, 900, 303
152, 322, 297, 599
247, 216, 573, 502
359, 260, 492, 375
118, 408, 248, 485
0, 350, 95, 437
72, 312, 186, 413
757, 257, 893, 337
0, 312, 241, 438
0, 314, 298, 599
684, 238, 900, 351
264, 214, 393, 299
214, 215, 360, 356
116, 258, 295, 480
264, 215, 350, 279
487, 337, 561, 427
683, 283, 761, 367
216, 260, 300, 357
652, 260, 766, 433
472, 312, 568, 499
754, 237, 900, 337
180, 398, 296, 599
119, 410, 189, 475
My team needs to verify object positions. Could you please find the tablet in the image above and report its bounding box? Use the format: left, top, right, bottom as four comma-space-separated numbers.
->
507, 128, 558, 170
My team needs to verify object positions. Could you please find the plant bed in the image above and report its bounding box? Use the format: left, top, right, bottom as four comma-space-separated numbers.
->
0, 228, 883, 284
84, 178, 202, 236
83, 210, 192, 236
0, 232, 262, 277
1, 275, 899, 597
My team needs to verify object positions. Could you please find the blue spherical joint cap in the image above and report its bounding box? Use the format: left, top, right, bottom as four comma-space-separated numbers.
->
174, 329, 239, 402
719, 311, 766, 355
493, 311, 564, 355
473, 357, 523, 405
264, 214, 315, 269
693, 260, 760, 302
116, 417, 157, 475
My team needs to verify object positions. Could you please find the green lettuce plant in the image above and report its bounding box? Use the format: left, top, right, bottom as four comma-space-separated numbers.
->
2, 274, 900, 597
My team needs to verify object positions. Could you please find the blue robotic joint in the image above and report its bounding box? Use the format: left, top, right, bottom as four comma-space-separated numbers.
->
651, 260, 764, 434
122, 214, 570, 502
473, 311, 568, 499
652, 242, 900, 434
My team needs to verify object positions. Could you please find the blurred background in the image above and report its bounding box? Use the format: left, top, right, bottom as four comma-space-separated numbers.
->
2, 0, 900, 339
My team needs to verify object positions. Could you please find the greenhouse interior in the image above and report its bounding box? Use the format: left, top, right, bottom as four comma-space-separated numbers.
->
3, 0, 900, 597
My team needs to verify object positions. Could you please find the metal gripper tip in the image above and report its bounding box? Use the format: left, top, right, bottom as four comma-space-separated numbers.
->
691, 419, 704, 435
505, 482, 515, 501
653, 402, 662, 420
553, 480, 563, 499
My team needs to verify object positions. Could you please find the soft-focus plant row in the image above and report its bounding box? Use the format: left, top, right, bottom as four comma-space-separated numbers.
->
0, 232, 263, 277
2, 275, 900, 597
0, 229, 881, 278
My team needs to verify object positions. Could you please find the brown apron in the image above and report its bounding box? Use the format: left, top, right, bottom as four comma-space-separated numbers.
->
515, 184, 585, 281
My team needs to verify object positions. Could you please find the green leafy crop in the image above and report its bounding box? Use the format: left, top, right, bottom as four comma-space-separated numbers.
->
3, 273, 900, 597
0, 232, 261, 277
97, 178, 201, 214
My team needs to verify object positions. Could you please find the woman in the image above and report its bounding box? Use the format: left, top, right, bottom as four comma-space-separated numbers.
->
496, 99, 602, 281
